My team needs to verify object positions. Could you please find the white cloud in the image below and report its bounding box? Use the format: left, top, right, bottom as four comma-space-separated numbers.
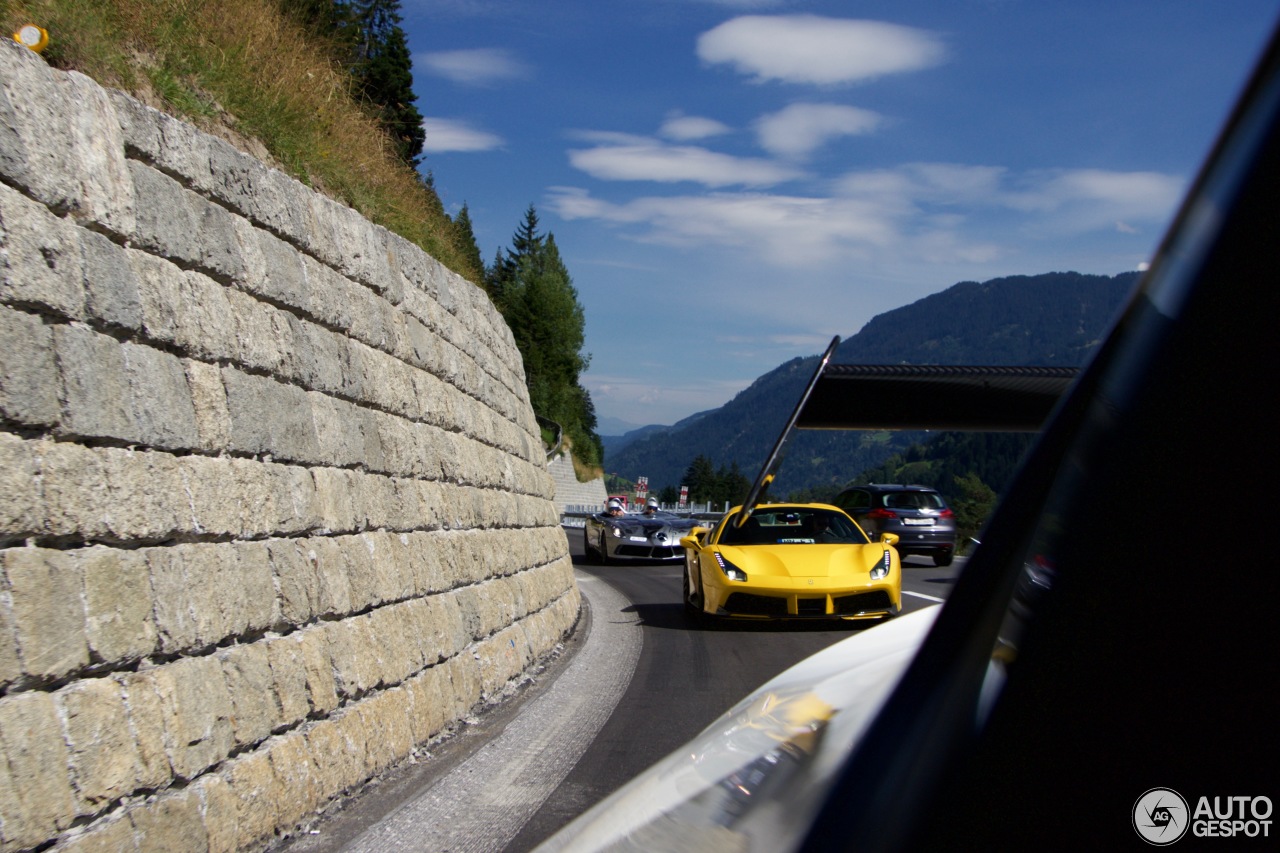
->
421, 118, 503, 152
567, 140, 804, 187
549, 189, 896, 265
697, 15, 946, 85
548, 164, 1182, 268
416, 48, 528, 85
756, 103, 882, 158
660, 114, 733, 141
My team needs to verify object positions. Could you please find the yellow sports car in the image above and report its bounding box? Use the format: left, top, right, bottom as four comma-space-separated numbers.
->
680, 503, 902, 621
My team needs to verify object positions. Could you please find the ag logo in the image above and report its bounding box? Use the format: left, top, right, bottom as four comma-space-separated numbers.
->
1133, 788, 1190, 845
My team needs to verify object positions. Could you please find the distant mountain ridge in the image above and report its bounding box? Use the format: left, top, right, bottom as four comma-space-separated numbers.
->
606, 271, 1138, 494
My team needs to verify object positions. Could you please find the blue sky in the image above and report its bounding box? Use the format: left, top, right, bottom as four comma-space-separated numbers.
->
399, 1, 1278, 431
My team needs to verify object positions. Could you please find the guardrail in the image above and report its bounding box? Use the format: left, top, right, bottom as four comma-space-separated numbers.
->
560, 504, 728, 528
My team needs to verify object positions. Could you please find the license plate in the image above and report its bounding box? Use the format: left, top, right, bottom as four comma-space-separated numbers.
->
902, 518, 934, 526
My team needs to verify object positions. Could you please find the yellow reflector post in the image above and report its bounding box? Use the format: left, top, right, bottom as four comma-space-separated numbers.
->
14, 24, 48, 54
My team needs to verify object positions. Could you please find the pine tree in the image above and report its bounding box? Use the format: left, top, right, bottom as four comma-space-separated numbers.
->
683, 455, 718, 503
451, 203, 485, 284
486, 206, 599, 467
346, 0, 425, 166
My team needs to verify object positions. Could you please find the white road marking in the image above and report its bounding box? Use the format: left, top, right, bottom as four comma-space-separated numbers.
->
903, 590, 946, 603
342, 571, 641, 853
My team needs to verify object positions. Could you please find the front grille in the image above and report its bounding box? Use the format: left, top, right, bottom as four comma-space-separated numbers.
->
797, 597, 828, 616
833, 590, 893, 615
615, 545, 682, 558
724, 593, 788, 616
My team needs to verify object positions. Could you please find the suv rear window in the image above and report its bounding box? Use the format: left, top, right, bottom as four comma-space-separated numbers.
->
883, 491, 946, 510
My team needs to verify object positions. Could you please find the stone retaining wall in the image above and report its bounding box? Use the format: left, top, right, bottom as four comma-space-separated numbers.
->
0, 41, 578, 852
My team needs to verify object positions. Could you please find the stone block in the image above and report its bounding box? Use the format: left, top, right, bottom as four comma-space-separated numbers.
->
229, 541, 278, 634
266, 538, 318, 627
126, 159, 201, 260
54, 323, 135, 442
223, 750, 280, 851
405, 666, 447, 745
101, 448, 184, 542
263, 635, 309, 728
441, 654, 481, 721
366, 603, 420, 686
108, 89, 201, 180
0, 599, 18, 689
129, 785, 206, 853
338, 533, 376, 612
233, 218, 309, 313
54, 812, 140, 853
79, 215, 142, 332
0, 305, 60, 426
0, 50, 134, 235
310, 392, 364, 469
191, 767, 239, 853
119, 671, 173, 790
220, 368, 273, 457
209, 136, 306, 240
57, 677, 145, 811
186, 543, 251, 645
266, 731, 324, 829
3, 547, 89, 680
80, 546, 158, 663
147, 656, 235, 781
0, 431, 42, 538
356, 688, 412, 775
230, 460, 289, 540
294, 627, 339, 715
222, 368, 319, 463
293, 319, 344, 396
323, 618, 381, 699
227, 286, 292, 377
145, 546, 199, 654
267, 462, 321, 537
219, 643, 281, 748
0, 691, 78, 845
183, 271, 243, 362
177, 455, 239, 538
184, 360, 232, 453
58, 70, 137, 234
411, 595, 468, 666
311, 467, 359, 534
127, 161, 244, 285
122, 342, 199, 450
304, 716, 362, 794
304, 536, 353, 618
299, 254, 355, 333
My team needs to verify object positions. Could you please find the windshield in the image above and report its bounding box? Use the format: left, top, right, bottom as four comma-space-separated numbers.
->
718, 508, 870, 546
882, 491, 946, 510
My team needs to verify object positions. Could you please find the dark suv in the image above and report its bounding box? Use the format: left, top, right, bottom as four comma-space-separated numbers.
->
833, 484, 957, 566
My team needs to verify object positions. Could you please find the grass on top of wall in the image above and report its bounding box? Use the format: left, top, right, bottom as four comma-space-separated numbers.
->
0, 0, 486, 286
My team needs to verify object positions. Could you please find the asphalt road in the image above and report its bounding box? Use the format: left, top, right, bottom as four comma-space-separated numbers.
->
281, 528, 959, 853
504, 529, 959, 852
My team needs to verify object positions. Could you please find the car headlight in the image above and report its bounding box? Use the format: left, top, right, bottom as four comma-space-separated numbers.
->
608, 526, 624, 538
870, 549, 893, 580
714, 551, 748, 582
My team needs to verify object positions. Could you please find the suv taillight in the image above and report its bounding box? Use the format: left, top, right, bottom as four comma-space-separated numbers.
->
867, 508, 898, 519
938, 508, 954, 519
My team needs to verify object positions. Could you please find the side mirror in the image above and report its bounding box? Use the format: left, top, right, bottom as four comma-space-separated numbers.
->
681, 527, 709, 549
880, 532, 900, 546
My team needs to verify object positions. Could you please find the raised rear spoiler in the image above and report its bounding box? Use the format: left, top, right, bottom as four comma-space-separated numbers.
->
735, 335, 1077, 526
798, 361, 1077, 432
